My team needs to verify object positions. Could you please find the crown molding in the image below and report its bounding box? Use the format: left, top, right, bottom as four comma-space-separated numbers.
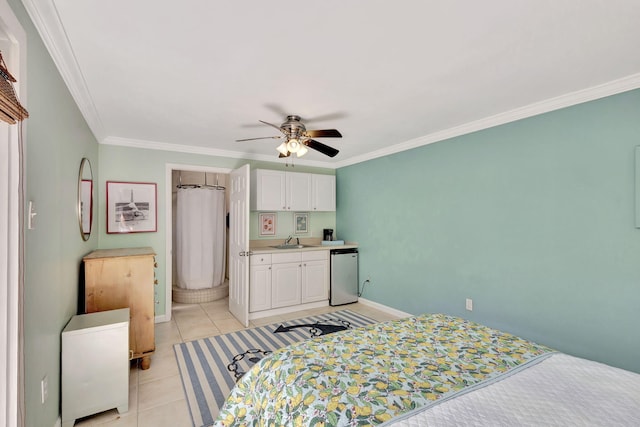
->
334, 73, 640, 168
21, 0, 105, 140
101, 136, 335, 168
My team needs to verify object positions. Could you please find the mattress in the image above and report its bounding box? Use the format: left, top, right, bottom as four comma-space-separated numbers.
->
388, 353, 640, 426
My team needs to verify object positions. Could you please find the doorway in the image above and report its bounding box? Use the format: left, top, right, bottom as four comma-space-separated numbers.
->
164, 164, 231, 320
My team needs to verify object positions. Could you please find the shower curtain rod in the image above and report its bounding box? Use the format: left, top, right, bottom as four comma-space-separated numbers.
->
176, 172, 225, 190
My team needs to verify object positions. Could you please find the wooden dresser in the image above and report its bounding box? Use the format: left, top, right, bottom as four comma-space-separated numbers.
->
83, 247, 156, 369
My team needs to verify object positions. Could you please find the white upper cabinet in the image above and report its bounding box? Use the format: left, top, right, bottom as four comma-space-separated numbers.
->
250, 169, 286, 211
251, 169, 335, 212
285, 172, 312, 211
311, 174, 336, 211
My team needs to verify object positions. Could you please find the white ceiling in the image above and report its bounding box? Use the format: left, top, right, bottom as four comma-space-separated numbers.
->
23, 0, 640, 168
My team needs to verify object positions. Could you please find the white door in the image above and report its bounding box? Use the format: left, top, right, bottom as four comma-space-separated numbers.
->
229, 164, 250, 326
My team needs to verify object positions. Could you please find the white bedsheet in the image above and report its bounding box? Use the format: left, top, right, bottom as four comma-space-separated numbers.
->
389, 353, 640, 426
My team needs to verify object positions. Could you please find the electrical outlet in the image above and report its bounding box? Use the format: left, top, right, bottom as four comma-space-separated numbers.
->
41, 375, 48, 404
465, 298, 473, 311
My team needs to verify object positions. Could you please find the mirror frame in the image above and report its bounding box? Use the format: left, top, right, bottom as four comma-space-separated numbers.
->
77, 157, 94, 241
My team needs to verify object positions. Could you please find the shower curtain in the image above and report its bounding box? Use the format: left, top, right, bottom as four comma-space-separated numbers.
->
176, 187, 226, 289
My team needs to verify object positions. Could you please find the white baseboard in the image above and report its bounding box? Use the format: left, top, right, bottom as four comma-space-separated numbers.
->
357, 298, 412, 318
155, 313, 171, 323
249, 301, 329, 320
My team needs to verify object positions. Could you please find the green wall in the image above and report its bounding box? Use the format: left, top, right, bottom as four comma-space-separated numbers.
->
9, 0, 100, 425
337, 88, 640, 373
98, 145, 335, 316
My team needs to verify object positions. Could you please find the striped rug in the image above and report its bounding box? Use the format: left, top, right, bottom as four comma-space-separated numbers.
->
174, 309, 377, 427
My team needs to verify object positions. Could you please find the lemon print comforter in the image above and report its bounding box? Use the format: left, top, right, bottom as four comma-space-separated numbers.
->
214, 313, 553, 426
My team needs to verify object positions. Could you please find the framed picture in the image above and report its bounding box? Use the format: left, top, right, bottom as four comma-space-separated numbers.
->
294, 212, 309, 234
107, 181, 157, 233
259, 212, 276, 236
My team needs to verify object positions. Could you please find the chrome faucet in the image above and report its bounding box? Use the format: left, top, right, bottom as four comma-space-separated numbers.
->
284, 235, 293, 245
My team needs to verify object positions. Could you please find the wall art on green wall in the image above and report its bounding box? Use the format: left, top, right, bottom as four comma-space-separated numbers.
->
294, 212, 309, 234
259, 212, 276, 236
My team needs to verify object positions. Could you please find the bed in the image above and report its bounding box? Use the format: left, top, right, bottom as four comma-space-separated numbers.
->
213, 313, 640, 426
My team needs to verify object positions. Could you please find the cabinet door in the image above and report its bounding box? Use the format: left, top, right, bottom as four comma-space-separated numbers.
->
251, 169, 286, 211
271, 262, 302, 308
285, 172, 312, 211
311, 174, 336, 211
249, 264, 272, 312
302, 259, 329, 303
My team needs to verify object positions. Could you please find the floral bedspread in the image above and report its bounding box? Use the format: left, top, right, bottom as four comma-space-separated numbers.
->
214, 313, 553, 426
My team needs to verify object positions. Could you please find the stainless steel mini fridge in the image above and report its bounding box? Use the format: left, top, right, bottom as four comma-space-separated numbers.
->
330, 248, 358, 306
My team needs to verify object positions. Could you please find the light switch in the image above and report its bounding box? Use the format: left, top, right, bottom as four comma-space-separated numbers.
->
28, 201, 37, 229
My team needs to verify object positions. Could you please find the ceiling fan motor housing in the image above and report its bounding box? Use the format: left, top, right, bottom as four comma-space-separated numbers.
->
283, 115, 306, 139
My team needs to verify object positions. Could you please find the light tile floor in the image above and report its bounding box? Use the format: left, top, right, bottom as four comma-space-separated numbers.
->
73, 299, 401, 426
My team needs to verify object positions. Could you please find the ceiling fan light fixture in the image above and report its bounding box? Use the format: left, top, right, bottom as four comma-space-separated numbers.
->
286, 138, 300, 153
296, 145, 308, 157
276, 142, 289, 155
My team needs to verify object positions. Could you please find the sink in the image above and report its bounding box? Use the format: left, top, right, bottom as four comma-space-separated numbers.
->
271, 244, 315, 249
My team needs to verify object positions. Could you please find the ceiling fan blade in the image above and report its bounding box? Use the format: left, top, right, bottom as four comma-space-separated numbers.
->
235, 135, 283, 142
303, 112, 348, 123
304, 129, 342, 138
264, 103, 290, 118
304, 139, 339, 158
259, 120, 285, 133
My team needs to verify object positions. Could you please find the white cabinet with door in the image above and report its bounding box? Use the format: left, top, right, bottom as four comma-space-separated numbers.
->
249, 254, 272, 312
285, 171, 312, 211
311, 174, 336, 211
250, 169, 286, 211
249, 250, 329, 313
250, 169, 334, 211
301, 251, 329, 303
271, 261, 302, 308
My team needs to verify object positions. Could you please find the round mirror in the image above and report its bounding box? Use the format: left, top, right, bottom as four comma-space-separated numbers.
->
78, 158, 94, 241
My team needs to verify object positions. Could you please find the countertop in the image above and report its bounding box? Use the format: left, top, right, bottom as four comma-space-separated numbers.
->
249, 239, 357, 254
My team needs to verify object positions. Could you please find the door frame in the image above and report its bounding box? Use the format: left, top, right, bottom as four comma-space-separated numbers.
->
163, 163, 231, 321
0, 2, 26, 426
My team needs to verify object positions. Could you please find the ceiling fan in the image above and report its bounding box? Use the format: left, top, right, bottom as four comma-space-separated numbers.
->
236, 115, 342, 158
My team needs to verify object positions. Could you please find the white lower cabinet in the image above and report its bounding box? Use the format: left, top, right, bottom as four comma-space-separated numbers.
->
271, 262, 302, 308
249, 254, 272, 312
62, 308, 130, 427
302, 259, 329, 303
250, 250, 329, 312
